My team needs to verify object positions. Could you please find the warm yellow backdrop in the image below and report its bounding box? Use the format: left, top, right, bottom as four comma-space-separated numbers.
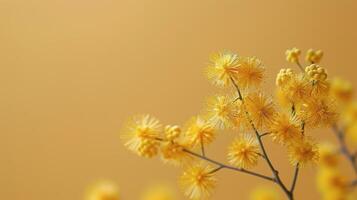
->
1, 0, 357, 199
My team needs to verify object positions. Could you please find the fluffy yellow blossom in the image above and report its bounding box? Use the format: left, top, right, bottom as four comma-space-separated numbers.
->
269, 113, 301, 145
206, 52, 240, 87
306, 49, 323, 64
245, 93, 275, 129
228, 134, 260, 169
86, 181, 120, 200
317, 168, 349, 200
184, 116, 215, 148
206, 95, 237, 129
122, 115, 162, 158
318, 143, 339, 168
285, 48, 301, 63
180, 164, 217, 200
164, 125, 181, 141
160, 140, 192, 166
288, 137, 319, 166
249, 187, 281, 200
276, 68, 295, 87
331, 78, 353, 104
233, 100, 252, 131
275, 88, 291, 108
281, 74, 310, 106
141, 185, 177, 200
236, 56, 264, 88
299, 97, 338, 128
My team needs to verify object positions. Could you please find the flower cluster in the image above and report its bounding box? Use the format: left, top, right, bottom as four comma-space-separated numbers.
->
122, 49, 357, 200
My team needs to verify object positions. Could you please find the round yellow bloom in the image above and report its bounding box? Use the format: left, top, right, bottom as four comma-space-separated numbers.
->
233, 100, 252, 132
306, 49, 323, 64
236, 56, 264, 88
330, 78, 353, 104
250, 187, 281, 200
206, 95, 237, 129
160, 140, 192, 166
299, 97, 338, 128
228, 134, 260, 169
245, 93, 275, 129
164, 125, 181, 141
285, 48, 301, 63
276, 68, 295, 87
269, 113, 301, 145
184, 116, 215, 148
282, 74, 310, 105
317, 168, 349, 200
86, 181, 120, 200
180, 164, 217, 200
122, 115, 162, 158
141, 185, 177, 200
305, 64, 327, 82
288, 137, 319, 166
318, 143, 339, 168
206, 52, 240, 87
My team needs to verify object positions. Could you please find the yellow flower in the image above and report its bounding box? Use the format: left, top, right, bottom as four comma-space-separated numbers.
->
330, 78, 353, 104
236, 56, 264, 88
275, 88, 291, 108
122, 115, 162, 158
184, 116, 215, 148
245, 92, 275, 129
250, 187, 281, 200
228, 134, 260, 169
85, 181, 120, 200
317, 168, 349, 200
288, 137, 319, 166
141, 185, 177, 200
276, 68, 295, 87
342, 102, 357, 125
318, 143, 339, 168
160, 140, 192, 166
206, 52, 240, 87
299, 97, 338, 128
164, 125, 181, 141
206, 95, 237, 129
269, 113, 301, 145
282, 74, 310, 105
180, 164, 217, 200
306, 49, 323, 64
305, 64, 330, 96
233, 100, 252, 132
285, 48, 301, 63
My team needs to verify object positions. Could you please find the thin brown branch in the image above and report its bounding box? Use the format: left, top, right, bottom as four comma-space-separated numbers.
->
290, 164, 300, 193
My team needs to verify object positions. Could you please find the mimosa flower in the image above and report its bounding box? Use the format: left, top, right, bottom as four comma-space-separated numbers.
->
86, 181, 120, 200
299, 97, 338, 128
330, 77, 353, 104
228, 134, 260, 169
122, 115, 162, 158
306, 49, 323, 64
233, 100, 252, 132
141, 185, 177, 200
276, 68, 295, 87
317, 168, 349, 200
160, 140, 192, 166
285, 48, 301, 63
236, 56, 264, 88
164, 125, 181, 141
180, 164, 217, 200
288, 137, 319, 166
184, 116, 215, 148
206, 95, 237, 129
245, 92, 275, 129
249, 187, 281, 200
282, 74, 310, 105
206, 52, 240, 87
269, 113, 301, 145
318, 143, 339, 168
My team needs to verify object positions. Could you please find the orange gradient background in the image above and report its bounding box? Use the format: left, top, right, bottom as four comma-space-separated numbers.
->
1, 0, 357, 199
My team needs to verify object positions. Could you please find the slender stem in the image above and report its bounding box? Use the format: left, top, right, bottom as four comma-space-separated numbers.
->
183, 149, 276, 182
259, 132, 271, 138
290, 164, 300, 193
332, 125, 357, 175
200, 139, 205, 156
296, 60, 304, 72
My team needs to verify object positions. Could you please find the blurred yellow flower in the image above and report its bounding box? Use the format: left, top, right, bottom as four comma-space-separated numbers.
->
250, 186, 281, 200
206, 95, 237, 129
122, 115, 162, 158
184, 116, 215, 148
269, 113, 301, 145
180, 164, 217, 200
245, 92, 275, 129
288, 137, 319, 166
305, 49, 323, 64
236, 56, 264, 88
285, 48, 301, 63
331, 77, 353, 104
318, 143, 339, 168
317, 168, 349, 200
228, 134, 260, 169
206, 52, 240, 87
141, 185, 177, 200
86, 181, 120, 200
